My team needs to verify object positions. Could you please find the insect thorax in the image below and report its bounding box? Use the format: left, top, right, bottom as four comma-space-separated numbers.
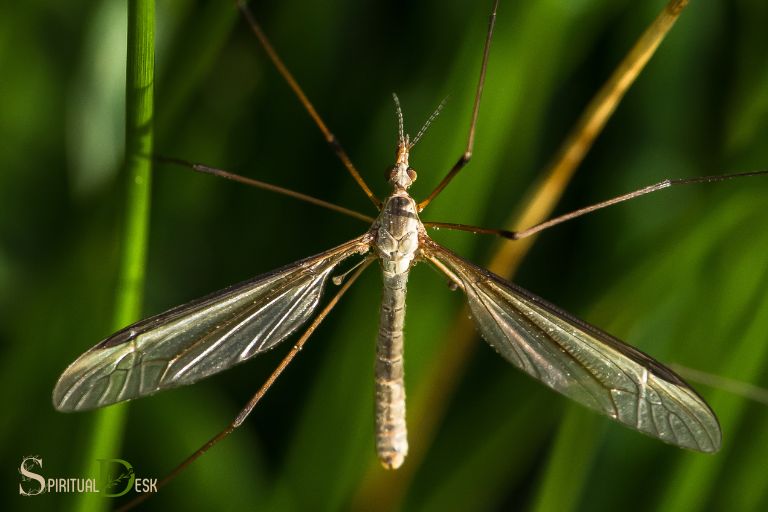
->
373, 192, 423, 276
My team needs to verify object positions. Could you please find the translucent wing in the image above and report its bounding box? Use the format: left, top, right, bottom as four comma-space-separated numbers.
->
424, 239, 721, 452
53, 235, 371, 412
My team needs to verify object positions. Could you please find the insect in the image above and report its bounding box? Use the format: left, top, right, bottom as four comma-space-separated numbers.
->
52, 0, 767, 504
53, 88, 724, 450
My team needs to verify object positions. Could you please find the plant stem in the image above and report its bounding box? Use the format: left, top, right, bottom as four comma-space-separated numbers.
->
73, 1, 154, 510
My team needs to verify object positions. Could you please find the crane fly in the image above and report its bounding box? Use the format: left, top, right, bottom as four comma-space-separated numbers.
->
55, 0, 768, 486
52, 121, 723, 467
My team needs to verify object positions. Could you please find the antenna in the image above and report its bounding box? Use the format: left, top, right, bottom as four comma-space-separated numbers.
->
391, 94, 448, 148
392, 93, 406, 145
411, 97, 447, 147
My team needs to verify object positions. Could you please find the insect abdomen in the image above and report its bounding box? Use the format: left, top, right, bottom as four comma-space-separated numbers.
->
375, 273, 409, 469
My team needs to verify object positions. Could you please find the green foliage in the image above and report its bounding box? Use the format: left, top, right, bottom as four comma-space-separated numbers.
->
2, 1, 767, 511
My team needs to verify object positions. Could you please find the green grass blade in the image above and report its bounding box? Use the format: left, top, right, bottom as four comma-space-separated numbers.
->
655, 220, 768, 512
7, 1, 766, 510
72, 1, 154, 511
529, 407, 604, 512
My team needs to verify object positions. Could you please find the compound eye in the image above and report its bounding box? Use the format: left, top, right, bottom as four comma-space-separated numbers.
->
407, 168, 417, 182
385, 166, 396, 181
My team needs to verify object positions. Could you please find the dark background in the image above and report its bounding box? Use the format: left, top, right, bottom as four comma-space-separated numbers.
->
3, 0, 768, 510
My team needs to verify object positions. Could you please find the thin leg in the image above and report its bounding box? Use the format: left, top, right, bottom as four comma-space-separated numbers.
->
422, 0, 694, 237
115, 259, 373, 512
510, 170, 768, 240
236, 0, 381, 209
156, 155, 375, 223
425, 0, 694, 239
423, 221, 515, 239
510, 0, 692, 241
424, 170, 768, 240
418, 0, 499, 211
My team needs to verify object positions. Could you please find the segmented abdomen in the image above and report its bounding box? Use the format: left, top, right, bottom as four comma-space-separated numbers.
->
375, 272, 409, 469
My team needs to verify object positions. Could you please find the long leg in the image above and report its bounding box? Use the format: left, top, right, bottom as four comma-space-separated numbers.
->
423, 169, 768, 239
507, 0, 692, 246
116, 259, 373, 512
236, 0, 381, 209
508, 170, 768, 239
417, 0, 499, 211
156, 155, 375, 223
423, 0, 692, 211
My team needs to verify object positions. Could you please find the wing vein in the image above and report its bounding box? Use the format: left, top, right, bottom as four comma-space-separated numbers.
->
422, 238, 720, 452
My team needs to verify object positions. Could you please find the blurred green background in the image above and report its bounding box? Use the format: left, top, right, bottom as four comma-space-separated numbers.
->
3, 0, 768, 511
